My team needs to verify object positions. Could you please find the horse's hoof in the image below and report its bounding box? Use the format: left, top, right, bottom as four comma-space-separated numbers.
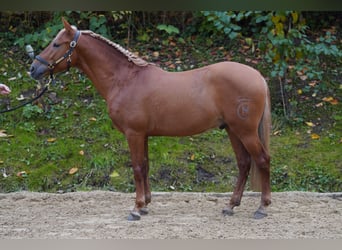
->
253, 210, 267, 219
222, 207, 234, 216
139, 207, 149, 215
127, 211, 141, 221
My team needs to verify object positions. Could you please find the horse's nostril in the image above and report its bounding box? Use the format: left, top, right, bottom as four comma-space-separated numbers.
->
30, 65, 35, 73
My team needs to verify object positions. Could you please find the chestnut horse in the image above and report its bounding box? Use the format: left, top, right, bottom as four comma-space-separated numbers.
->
30, 18, 271, 220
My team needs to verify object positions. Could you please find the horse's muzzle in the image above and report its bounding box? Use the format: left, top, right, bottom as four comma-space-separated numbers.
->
30, 61, 48, 80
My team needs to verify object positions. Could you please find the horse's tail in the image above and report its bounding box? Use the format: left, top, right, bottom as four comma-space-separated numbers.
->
250, 78, 271, 191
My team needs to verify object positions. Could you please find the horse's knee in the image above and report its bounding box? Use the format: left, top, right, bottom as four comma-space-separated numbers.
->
133, 165, 144, 181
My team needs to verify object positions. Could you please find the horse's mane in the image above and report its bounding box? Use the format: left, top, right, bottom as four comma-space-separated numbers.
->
81, 30, 149, 67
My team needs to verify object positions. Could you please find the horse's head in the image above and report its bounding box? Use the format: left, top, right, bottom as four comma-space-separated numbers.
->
30, 18, 81, 80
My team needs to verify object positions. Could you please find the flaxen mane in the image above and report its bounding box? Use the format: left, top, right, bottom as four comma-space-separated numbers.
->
81, 30, 149, 67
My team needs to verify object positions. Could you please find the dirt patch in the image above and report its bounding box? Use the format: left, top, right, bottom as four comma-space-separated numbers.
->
0, 191, 341, 239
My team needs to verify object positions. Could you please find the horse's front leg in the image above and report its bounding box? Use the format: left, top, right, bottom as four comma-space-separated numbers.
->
126, 133, 148, 221
140, 136, 151, 215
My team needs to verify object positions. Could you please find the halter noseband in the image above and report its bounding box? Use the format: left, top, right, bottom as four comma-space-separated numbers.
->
35, 29, 81, 78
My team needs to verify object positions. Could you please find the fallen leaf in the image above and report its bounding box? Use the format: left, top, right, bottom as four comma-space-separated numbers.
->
322, 96, 334, 102
16, 94, 25, 101
0, 130, 13, 138
152, 51, 159, 58
330, 99, 339, 105
190, 154, 195, 161
110, 171, 120, 178
311, 133, 320, 140
17, 171, 28, 178
168, 64, 175, 69
273, 130, 282, 136
175, 50, 182, 57
299, 75, 308, 81
0, 131, 8, 137
308, 81, 318, 87
47, 138, 57, 143
69, 167, 78, 175
89, 117, 97, 122
305, 122, 315, 127
322, 96, 339, 105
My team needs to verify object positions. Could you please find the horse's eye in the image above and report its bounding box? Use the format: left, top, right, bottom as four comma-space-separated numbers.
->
53, 43, 60, 48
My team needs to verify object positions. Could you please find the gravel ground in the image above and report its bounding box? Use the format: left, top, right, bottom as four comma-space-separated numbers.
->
0, 191, 341, 239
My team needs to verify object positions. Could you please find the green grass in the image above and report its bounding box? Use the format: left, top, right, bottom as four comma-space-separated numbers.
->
270, 127, 341, 192
0, 47, 341, 193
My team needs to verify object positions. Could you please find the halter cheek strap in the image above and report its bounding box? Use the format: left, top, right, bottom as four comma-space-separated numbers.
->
35, 29, 81, 78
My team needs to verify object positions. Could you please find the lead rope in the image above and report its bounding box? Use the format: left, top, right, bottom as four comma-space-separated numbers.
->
0, 76, 53, 114
1, 29, 81, 114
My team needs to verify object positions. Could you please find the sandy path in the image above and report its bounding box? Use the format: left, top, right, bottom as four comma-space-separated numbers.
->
0, 191, 341, 239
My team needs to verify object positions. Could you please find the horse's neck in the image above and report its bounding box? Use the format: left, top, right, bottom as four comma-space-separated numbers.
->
75, 40, 138, 101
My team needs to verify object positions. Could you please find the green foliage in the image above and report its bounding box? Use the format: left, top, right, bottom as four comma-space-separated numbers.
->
261, 12, 341, 121
22, 104, 43, 119
89, 14, 110, 38
202, 11, 248, 39
14, 13, 64, 49
13, 11, 131, 49
201, 11, 341, 122
261, 12, 342, 78
157, 24, 180, 35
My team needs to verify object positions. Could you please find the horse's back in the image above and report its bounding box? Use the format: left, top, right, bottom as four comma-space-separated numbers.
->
208, 61, 265, 90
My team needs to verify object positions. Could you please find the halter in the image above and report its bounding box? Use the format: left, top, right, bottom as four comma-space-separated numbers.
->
35, 29, 81, 79
0, 29, 81, 114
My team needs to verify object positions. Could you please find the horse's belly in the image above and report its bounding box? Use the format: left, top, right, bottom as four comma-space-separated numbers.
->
148, 108, 221, 136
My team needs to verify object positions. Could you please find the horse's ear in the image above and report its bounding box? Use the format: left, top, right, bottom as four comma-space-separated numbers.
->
62, 17, 73, 33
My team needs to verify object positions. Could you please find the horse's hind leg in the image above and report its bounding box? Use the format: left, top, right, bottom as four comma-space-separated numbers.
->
240, 135, 271, 219
222, 128, 251, 216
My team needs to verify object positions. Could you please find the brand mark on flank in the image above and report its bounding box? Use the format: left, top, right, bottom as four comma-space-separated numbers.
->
237, 98, 250, 120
